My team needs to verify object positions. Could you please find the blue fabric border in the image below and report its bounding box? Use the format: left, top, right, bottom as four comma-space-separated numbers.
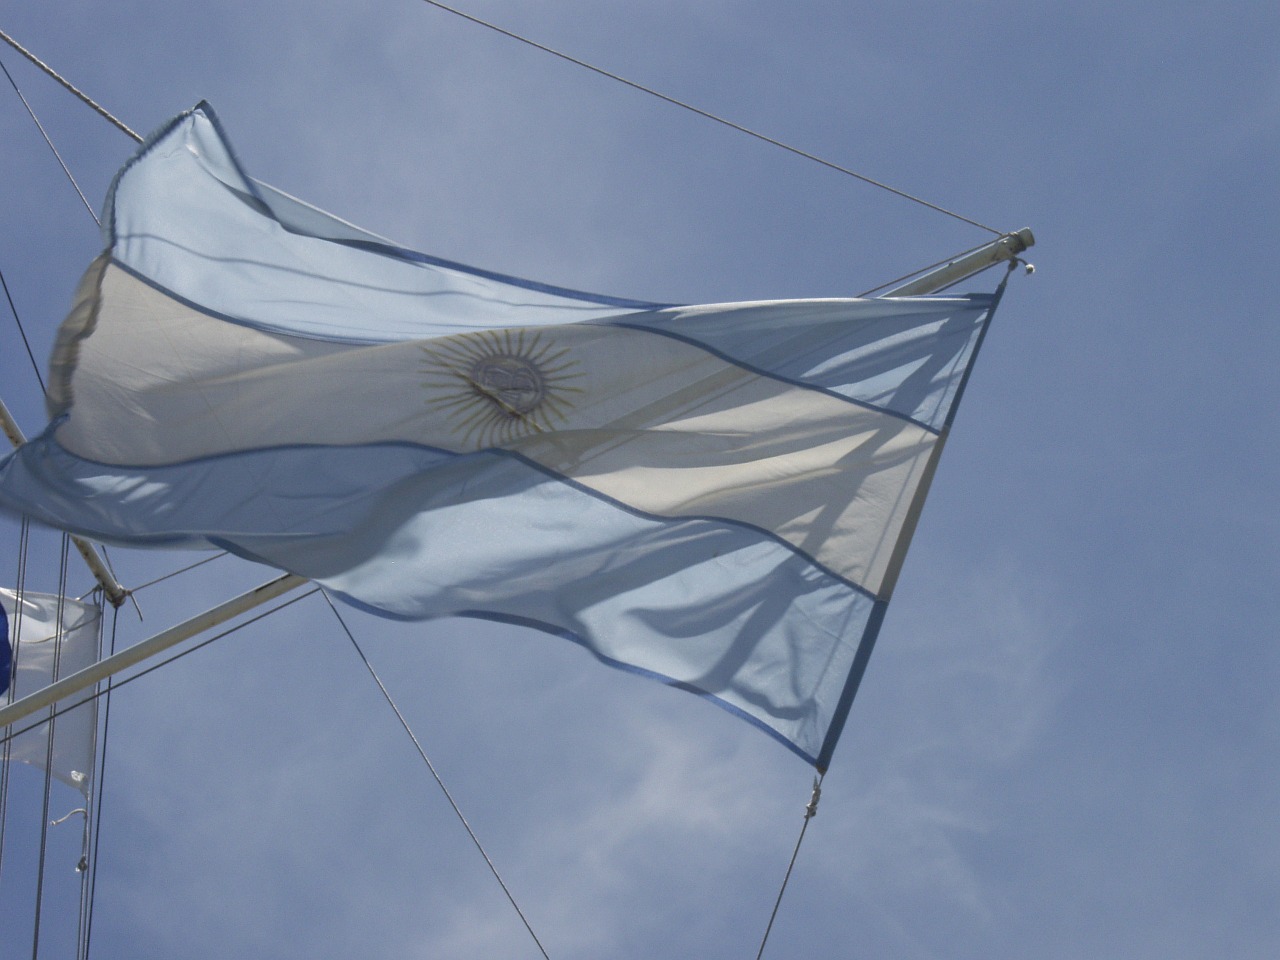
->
940, 269, 1006, 431
815, 597, 887, 771
0, 601, 10, 697
328, 238, 675, 311
102, 109, 195, 244
812, 277, 1010, 771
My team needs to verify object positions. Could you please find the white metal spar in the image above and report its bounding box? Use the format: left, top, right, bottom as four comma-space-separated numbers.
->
0, 573, 309, 730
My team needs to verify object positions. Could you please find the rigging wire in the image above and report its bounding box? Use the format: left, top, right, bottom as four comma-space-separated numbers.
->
96, 545, 142, 622
755, 774, 824, 960
415, 0, 1002, 236
127, 552, 230, 594
82, 602, 118, 960
0, 48, 86, 397
2, 18, 1001, 237
0, 590, 549, 954
319, 590, 553, 960
76, 589, 107, 960
0, 27, 140, 143
0, 518, 34, 892
0, 71, 139, 958
0, 263, 46, 397
0, 588, 323, 751
31, 535, 72, 960
0, 55, 99, 225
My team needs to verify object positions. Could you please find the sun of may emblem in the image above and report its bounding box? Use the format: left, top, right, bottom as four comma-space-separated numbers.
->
420, 329, 583, 446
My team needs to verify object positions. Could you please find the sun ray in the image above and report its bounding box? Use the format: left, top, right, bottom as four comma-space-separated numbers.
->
418, 329, 582, 447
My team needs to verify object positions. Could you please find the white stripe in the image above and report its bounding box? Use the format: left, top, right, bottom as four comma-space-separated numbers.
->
59, 265, 937, 594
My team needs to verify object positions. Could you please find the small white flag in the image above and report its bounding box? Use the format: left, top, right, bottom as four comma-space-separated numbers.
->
1, 590, 100, 795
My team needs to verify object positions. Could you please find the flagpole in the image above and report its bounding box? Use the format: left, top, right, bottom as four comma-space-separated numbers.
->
881, 228, 1034, 296
1, 397, 128, 606
0, 572, 309, 730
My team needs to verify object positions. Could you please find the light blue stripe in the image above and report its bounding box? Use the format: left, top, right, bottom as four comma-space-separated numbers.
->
5, 419, 879, 599
615, 295, 993, 431
105, 104, 665, 345
202, 104, 671, 310
0, 436, 873, 761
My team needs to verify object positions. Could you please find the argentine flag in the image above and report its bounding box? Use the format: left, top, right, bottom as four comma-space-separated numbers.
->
1, 590, 101, 794
0, 105, 1000, 768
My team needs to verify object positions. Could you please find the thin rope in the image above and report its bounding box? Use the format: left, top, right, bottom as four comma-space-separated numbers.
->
32, 535, 73, 959
755, 774, 824, 960
4, 589, 544, 957
319, 590, 552, 960
416, 0, 1001, 235
82, 601, 117, 960
0, 27, 140, 142
0, 262, 46, 396
0, 40, 109, 398
0, 666, 8, 888
0, 55, 99, 224
74, 590, 106, 960
855, 238, 996, 297
0, 518, 34, 890
129, 552, 229, 594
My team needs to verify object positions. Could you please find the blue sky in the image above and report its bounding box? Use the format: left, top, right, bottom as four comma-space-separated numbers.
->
1, 1, 1277, 957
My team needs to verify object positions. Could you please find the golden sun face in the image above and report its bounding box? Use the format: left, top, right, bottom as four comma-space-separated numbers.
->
419, 328, 583, 447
